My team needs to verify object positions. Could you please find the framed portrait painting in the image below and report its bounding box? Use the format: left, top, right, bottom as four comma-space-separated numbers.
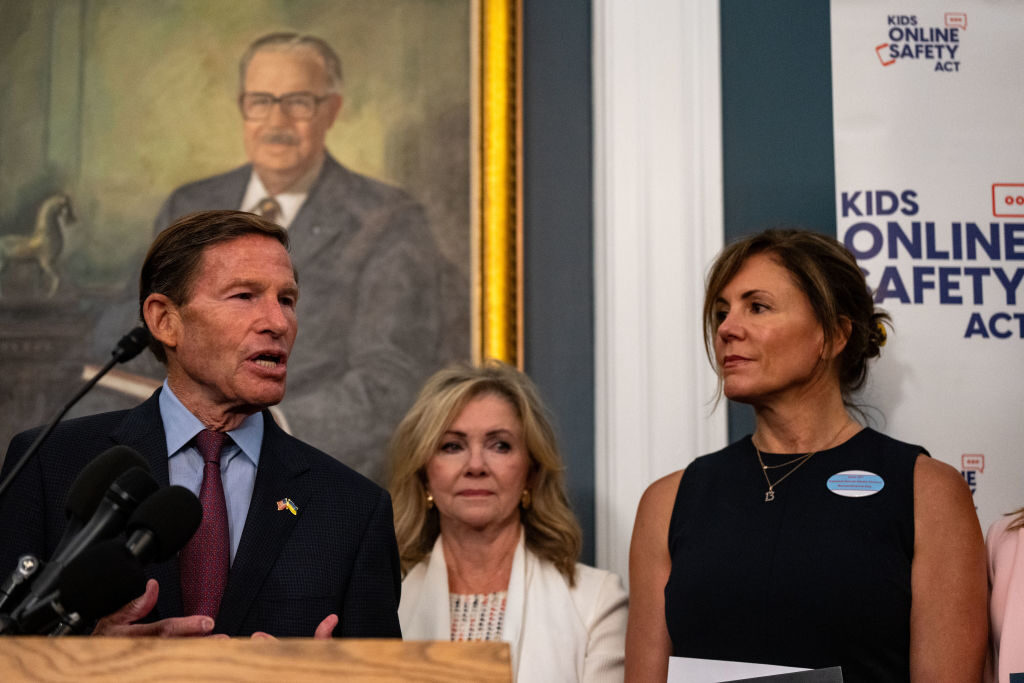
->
0, 0, 521, 483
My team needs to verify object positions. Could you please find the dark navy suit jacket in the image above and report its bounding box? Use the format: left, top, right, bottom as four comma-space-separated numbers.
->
0, 390, 402, 638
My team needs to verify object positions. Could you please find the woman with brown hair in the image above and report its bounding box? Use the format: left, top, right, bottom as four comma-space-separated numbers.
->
626, 228, 987, 682
391, 361, 627, 682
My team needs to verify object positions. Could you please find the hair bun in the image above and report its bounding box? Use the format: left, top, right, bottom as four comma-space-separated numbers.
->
865, 316, 888, 358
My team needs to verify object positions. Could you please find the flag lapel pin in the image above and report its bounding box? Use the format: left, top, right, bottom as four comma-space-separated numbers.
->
276, 498, 298, 515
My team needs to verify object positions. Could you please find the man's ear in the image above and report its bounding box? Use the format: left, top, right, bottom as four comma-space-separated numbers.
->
142, 293, 182, 352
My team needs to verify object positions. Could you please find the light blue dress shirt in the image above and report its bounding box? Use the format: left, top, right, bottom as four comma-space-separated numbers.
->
159, 381, 262, 563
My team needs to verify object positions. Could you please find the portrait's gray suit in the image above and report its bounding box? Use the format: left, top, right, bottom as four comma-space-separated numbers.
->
155, 155, 448, 481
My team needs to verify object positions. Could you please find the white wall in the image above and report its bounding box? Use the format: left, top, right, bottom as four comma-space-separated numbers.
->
593, 0, 728, 581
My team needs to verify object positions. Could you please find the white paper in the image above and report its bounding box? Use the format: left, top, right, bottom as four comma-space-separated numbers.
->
668, 656, 808, 682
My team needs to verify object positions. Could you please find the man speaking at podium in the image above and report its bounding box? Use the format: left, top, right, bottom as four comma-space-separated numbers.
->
0, 210, 402, 638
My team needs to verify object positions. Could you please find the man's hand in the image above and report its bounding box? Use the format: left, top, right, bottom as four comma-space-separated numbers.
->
249, 613, 338, 640
313, 613, 338, 639
92, 579, 215, 637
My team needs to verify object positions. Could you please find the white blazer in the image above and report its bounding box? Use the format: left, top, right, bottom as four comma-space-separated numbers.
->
986, 515, 1024, 683
399, 533, 628, 682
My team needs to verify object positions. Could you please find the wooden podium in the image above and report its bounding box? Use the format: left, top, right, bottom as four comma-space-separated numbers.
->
0, 637, 512, 682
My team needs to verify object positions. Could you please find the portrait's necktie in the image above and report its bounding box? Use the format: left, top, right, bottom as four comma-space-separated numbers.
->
256, 196, 282, 224
180, 429, 229, 618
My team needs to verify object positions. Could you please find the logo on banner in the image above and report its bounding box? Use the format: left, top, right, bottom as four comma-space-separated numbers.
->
874, 13, 965, 72
994, 184, 1024, 218
840, 188, 1024, 340
961, 454, 984, 499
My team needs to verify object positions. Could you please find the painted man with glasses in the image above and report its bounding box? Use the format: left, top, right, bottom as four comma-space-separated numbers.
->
154, 33, 450, 482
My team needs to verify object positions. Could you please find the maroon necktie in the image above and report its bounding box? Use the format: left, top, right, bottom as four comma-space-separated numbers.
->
180, 429, 229, 618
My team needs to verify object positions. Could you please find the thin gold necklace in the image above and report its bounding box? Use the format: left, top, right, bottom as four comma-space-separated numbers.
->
760, 452, 816, 470
753, 422, 851, 502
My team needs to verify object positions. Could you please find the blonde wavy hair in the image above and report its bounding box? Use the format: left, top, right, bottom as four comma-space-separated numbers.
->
388, 361, 583, 584
1008, 507, 1024, 532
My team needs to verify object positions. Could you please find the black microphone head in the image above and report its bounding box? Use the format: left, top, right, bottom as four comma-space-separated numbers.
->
111, 326, 151, 363
109, 467, 159, 509
58, 539, 146, 622
126, 486, 202, 563
65, 446, 149, 521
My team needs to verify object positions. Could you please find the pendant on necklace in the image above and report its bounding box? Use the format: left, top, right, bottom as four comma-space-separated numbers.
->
765, 489, 775, 502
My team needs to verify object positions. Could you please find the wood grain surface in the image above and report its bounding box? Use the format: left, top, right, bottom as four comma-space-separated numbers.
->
0, 637, 511, 682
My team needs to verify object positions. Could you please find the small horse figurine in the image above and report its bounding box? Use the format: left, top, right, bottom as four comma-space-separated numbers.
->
0, 193, 75, 298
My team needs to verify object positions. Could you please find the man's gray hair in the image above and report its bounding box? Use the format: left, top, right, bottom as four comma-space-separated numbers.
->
239, 32, 343, 93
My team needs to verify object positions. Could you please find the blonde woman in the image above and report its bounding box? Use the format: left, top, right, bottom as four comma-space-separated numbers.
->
390, 362, 627, 682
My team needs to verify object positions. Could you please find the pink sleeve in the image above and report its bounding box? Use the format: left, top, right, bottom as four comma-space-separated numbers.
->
987, 516, 1024, 683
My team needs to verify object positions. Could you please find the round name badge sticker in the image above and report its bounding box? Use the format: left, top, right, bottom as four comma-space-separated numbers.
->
827, 470, 884, 498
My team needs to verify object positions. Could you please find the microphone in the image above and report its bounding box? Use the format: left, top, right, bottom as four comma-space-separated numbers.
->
4, 486, 199, 636
50, 487, 200, 635
53, 541, 148, 634
0, 446, 149, 613
12, 540, 147, 636
0, 555, 40, 614
111, 326, 151, 364
125, 485, 202, 564
0, 326, 154, 502
9, 466, 158, 622
55, 445, 151, 558
49, 467, 159, 571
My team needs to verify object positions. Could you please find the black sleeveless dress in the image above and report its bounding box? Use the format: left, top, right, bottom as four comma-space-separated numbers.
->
665, 428, 922, 682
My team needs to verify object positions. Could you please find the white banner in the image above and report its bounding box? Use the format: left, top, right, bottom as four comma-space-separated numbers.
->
831, 1, 1024, 535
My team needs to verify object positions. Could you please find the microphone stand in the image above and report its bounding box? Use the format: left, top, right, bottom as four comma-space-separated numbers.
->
0, 327, 151, 502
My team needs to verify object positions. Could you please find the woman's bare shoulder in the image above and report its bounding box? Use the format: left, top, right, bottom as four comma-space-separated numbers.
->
636, 469, 685, 521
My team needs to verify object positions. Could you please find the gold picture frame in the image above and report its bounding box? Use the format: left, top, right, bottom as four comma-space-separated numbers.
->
474, 0, 524, 367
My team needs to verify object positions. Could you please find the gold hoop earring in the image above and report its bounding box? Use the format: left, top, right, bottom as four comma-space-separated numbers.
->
425, 492, 434, 510
520, 489, 531, 510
